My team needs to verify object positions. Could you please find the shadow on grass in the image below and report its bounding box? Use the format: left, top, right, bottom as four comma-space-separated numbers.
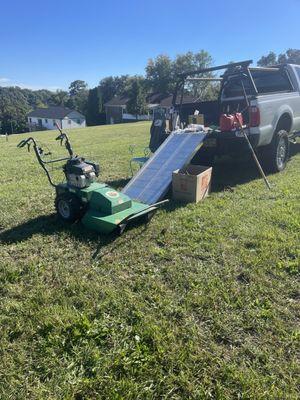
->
0, 213, 117, 250
0, 211, 157, 259
211, 155, 259, 192
106, 177, 130, 190
0, 211, 165, 260
208, 141, 300, 192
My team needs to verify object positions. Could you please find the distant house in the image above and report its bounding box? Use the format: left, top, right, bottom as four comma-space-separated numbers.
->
27, 106, 86, 131
159, 94, 199, 109
104, 93, 199, 124
104, 96, 148, 125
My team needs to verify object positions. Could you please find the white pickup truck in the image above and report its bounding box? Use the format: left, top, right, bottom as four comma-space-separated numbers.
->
217, 64, 300, 171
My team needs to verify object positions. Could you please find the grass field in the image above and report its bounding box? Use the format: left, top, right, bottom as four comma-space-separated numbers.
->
0, 122, 299, 399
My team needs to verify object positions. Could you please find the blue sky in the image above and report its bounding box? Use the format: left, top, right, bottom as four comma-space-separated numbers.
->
1, 0, 299, 91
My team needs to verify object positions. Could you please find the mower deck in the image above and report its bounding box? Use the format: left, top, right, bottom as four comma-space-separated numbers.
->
57, 182, 154, 234
82, 201, 153, 234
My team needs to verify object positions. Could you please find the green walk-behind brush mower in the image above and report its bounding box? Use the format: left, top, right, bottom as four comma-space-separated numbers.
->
17, 128, 166, 235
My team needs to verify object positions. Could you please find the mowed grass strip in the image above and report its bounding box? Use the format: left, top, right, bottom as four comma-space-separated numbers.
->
0, 122, 299, 399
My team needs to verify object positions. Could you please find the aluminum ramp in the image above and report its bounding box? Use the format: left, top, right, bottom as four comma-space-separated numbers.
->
122, 131, 206, 205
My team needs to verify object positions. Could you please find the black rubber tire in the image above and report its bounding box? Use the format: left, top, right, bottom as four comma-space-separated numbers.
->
55, 193, 85, 222
262, 129, 290, 173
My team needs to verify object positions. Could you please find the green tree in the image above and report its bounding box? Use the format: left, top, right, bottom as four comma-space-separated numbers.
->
67, 80, 88, 114
145, 51, 217, 100
67, 91, 88, 115
145, 54, 173, 94
22, 88, 53, 108
86, 87, 105, 125
98, 75, 130, 110
50, 90, 69, 106
278, 49, 300, 64
98, 77, 117, 110
68, 80, 88, 96
257, 51, 277, 67
126, 76, 147, 118
257, 49, 300, 66
174, 50, 216, 99
0, 87, 31, 133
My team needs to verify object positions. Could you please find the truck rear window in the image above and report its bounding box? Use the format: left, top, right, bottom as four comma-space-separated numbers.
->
222, 69, 293, 98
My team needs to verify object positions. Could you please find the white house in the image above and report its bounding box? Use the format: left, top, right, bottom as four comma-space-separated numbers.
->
27, 106, 86, 131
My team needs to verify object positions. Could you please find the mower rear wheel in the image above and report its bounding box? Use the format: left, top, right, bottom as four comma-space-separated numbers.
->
55, 193, 84, 223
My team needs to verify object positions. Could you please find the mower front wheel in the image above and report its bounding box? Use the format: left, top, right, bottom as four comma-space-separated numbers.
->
55, 193, 84, 223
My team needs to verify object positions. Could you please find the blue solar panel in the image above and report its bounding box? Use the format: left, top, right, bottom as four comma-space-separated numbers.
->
122, 131, 206, 204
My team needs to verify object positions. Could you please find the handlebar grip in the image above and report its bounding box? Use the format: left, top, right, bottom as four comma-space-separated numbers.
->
17, 137, 36, 148
17, 140, 26, 148
17, 139, 31, 148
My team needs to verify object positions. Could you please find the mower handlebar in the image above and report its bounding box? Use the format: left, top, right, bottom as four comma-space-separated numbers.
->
55, 133, 64, 141
55, 132, 74, 157
17, 139, 26, 148
17, 137, 38, 152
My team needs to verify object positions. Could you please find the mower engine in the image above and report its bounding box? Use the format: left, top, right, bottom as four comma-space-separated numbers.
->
63, 157, 100, 189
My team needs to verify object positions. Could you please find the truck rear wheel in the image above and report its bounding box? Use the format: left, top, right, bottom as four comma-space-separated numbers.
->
264, 130, 289, 173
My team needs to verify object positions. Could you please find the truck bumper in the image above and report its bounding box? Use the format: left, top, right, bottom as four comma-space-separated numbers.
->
203, 130, 260, 156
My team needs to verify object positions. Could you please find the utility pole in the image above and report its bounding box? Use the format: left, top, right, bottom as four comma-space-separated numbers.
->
10, 120, 13, 135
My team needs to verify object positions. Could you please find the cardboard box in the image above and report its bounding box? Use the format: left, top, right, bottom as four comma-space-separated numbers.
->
188, 114, 204, 125
172, 164, 212, 203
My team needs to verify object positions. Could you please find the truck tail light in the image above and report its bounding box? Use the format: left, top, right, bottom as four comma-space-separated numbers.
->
249, 106, 260, 127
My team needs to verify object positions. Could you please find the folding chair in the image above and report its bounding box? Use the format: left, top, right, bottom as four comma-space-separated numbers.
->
129, 145, 150, 176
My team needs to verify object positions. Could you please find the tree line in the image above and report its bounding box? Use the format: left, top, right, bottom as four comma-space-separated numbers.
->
1, 49, 299, 134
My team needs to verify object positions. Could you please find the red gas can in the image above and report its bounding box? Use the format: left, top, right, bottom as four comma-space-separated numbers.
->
220, 113, 243, 131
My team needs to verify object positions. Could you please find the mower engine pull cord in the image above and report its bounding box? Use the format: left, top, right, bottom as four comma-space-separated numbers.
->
239, 80, 271, 191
